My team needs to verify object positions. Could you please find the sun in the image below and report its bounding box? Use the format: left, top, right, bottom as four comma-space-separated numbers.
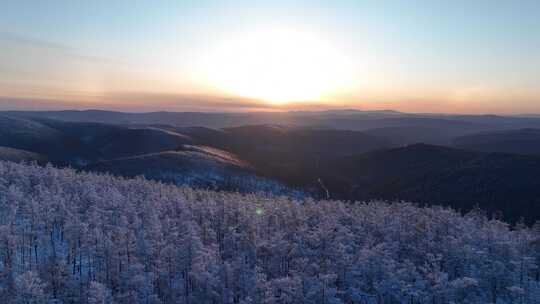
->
199, 28, 355, 104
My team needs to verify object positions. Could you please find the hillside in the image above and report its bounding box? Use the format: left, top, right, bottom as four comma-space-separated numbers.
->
320, 144, 540, 224
214, 125, 388, 183
0, 161, 538, 303
0, 146, 46, 162
86, 145, 298, 194
0, 116, 195, 165
454, 128, 540, 155
363, 126, 460, 146
222, 125, 388, 158
32, 119, 194, 160
0, 115, 67, 153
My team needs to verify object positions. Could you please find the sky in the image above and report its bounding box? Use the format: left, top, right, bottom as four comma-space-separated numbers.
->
1, 0, 540, 113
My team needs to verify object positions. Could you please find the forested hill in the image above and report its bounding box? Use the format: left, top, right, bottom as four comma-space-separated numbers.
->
0, 161, 539, 303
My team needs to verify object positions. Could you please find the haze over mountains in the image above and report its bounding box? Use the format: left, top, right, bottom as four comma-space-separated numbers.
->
2, 109, 540, 223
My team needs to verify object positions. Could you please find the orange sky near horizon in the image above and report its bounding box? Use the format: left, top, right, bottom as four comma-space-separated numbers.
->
1, 1, 540, 114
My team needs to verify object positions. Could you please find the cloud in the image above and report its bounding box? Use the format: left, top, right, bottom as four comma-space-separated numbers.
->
0, 93, 352, 113
0, 96, 90, 111
106, 92, 273, 111
103, 92, 356, 112
0, 31, 121, 65
0, 94, 271, 112
0, 31, 75, 51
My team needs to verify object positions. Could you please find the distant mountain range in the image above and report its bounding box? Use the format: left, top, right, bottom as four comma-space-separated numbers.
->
7, 109, 540, 132
2, 109, 540, 223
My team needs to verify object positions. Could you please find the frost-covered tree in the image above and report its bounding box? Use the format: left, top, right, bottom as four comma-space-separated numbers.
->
0, 161, 538, 303
87, 281, 111, 304
14, 271, 45, 304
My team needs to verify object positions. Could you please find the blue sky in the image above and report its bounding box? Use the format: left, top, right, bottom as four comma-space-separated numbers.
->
1, 0, 539, 113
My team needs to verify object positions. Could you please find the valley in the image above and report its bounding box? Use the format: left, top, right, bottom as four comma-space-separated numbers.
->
2, 110, 540, 223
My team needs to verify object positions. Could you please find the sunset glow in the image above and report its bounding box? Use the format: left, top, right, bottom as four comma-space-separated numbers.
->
1, 1, 540, 113
199, 28, 356, 104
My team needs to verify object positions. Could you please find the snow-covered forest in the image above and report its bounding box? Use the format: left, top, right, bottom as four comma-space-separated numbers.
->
0, 161, 539, 304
